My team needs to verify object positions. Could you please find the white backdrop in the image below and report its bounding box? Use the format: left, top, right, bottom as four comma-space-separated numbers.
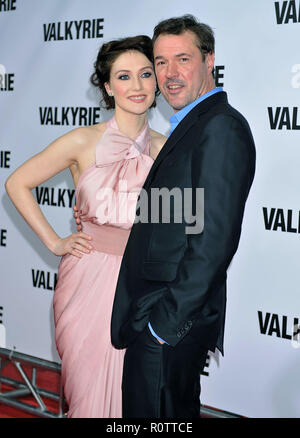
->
0, 0, 299, 418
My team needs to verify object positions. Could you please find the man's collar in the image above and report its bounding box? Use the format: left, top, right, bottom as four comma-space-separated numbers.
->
169, 87, 223, 136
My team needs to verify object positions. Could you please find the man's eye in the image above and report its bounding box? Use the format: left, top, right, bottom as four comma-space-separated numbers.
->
156, 61, 165, 66
180, 57, 189, 62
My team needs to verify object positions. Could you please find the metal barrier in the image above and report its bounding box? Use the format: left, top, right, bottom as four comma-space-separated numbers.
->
200, 405, 242, 418
0, 347, 66, 418
0, 347, 241, 419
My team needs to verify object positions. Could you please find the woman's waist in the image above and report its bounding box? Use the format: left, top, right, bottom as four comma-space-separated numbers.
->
82, 221, 130, 256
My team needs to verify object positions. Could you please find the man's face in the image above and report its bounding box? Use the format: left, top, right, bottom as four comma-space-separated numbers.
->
153, 30, 215, 112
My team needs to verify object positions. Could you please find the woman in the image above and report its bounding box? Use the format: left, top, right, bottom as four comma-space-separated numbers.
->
5, 35, 166, 417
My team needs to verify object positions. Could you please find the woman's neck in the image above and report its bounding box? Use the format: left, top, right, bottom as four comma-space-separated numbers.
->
114, 109, 147, 139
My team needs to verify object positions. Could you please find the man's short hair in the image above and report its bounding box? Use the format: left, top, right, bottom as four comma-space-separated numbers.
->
152, 14, 215, 61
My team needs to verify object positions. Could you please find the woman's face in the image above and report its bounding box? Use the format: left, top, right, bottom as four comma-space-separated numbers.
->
105, 50, 156, 115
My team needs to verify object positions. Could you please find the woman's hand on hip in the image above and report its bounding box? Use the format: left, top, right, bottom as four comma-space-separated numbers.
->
52, 232, 93, 258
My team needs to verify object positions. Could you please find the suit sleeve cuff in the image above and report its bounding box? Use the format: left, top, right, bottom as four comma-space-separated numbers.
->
148, 322, 169, 345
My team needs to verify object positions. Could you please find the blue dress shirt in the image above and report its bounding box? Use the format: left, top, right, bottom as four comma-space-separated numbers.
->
169, 87, 223, 136
148, 87, 224, 344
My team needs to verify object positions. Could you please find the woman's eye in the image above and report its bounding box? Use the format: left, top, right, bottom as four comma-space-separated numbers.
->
118, 74, 129, 80
141, 71, 152, 78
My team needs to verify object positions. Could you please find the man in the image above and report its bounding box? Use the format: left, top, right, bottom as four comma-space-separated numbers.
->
77, 15, 256, 418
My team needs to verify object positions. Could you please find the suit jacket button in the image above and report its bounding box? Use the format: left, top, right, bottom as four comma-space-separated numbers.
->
184, 321, 192, 330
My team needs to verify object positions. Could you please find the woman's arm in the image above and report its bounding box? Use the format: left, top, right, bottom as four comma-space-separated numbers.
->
5, 128, 93, 258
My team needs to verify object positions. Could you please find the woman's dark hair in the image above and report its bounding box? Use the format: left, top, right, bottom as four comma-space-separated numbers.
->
152, 15, 215, 76
90, 35, 158, 110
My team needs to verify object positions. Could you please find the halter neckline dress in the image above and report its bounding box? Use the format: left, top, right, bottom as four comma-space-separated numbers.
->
54, 116, 154, 417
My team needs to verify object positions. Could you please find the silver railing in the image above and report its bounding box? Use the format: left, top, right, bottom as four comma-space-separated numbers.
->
200, 405, 242, 418
0, 347, 241, 419
0, 347, 66, 418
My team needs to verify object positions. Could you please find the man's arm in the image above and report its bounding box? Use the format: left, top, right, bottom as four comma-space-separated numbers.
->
74, 205, 83, 232
149, 114, 256, 347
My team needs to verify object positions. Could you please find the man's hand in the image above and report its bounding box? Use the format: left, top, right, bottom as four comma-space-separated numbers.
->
73, 205, 82, 232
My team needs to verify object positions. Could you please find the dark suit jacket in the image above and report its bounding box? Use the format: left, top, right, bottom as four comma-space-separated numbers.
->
111, 91, 256, 354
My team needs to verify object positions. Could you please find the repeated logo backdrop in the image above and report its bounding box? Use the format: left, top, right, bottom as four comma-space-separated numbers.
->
0, 0, 299, 418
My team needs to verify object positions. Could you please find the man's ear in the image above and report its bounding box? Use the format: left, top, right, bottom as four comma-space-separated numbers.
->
206, 52, 215, 74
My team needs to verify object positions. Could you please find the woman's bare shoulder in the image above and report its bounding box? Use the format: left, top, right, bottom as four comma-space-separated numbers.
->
70, 121, 107, 146
60, 122, 107, 164
149, 129, 167, 159
66, 122, 108, 184
149, 128, 167, 142
149, 129, 167, 148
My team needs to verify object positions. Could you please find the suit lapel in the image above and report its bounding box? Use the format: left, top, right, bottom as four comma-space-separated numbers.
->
144, 92, 228, 190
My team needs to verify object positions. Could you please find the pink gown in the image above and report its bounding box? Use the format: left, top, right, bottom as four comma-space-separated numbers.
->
53, 116, 154, 418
